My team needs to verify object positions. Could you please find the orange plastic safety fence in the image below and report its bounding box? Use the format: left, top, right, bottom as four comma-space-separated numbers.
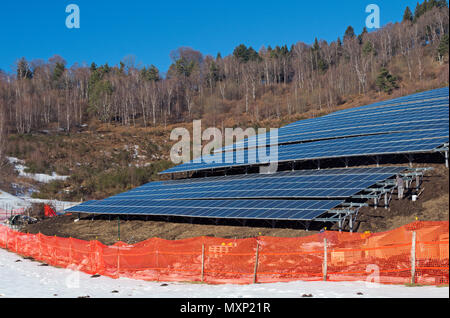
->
0, 221, 448, 285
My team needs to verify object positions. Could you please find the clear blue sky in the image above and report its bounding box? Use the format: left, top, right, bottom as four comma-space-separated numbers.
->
0, 0, 420, 75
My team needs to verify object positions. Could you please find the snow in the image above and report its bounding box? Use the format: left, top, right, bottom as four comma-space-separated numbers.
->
0, 189, 79, 220
1, 157, 79, 217
0, 248, 447, 298
6, 157, 69, 183
0, 190, 28, 209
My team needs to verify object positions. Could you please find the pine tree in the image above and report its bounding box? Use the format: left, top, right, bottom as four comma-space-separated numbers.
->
344, 26, 355, 41
16, 58, 33, 80
141, 65, 160, 81
403, 6, 413, 22
376, 68, 398, 94
437, 34, 449, 63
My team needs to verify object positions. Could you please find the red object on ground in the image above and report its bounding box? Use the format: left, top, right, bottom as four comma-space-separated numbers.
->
44, 205, 57, 217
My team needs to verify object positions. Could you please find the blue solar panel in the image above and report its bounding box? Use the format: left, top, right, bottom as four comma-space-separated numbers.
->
66, 198, 344, 221
162, 87, 449, 174
65, 167, 406, 221
110, 167, 405, 200
220, 95, 449, 151
326, 87, 449, 117
161, 129, 448, 174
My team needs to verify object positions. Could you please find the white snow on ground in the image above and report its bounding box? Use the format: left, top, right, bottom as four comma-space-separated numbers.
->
6, 157, 69, 183
0, 248, 447, 298
0, 190, 79, 217
0, 190, 29, 209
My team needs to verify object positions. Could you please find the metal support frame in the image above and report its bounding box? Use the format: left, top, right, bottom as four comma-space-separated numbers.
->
349, 167, 432, 209
434, 143, 449, 169
314, 204, 365, 233
375, 155, 380, 167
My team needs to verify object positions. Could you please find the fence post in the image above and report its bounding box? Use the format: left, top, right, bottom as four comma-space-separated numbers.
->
253, 241, 259, 284
38, 232, 42, 260
5, 227, 8, 250
69, 237, 72, 265
410, 231, 416, 285
201, 244, 205, 283
323, 238, 328, 281
116, 246, 120, 278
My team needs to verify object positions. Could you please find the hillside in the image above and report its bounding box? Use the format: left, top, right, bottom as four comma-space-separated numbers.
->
0, 1, 448, 244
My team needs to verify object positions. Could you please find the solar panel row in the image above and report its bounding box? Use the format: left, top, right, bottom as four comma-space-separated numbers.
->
326, 87, 449, 117
160, 129, 448, 174
66, 198, 345, 221
162, 87, 449, 174
66, 167, 405, 221
108, 167, 405, 200
221, 98, 449, 151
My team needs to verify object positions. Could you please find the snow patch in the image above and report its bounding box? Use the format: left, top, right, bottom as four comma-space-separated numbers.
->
7, 157, 69, 183
0, 248, 447, 298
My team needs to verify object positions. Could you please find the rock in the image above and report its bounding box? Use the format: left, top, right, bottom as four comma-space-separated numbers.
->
301, 294, 313, 297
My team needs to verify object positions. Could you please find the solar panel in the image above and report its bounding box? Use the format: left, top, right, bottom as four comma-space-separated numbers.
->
111, 167, 405, 200
65, 198, 345, 221
220, 98, 449, 151
160, 129, 448, 174
326, 87, 449, 117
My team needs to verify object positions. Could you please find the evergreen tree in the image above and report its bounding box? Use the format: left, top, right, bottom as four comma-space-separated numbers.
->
311, 38, 328, 73
344, 26, 355, 41
233, 44, 260, 63
141, 65, 160, 81
438, 34, 449, 62
375, 68, 398, 94
16, 58, 33, 80
403, 6, 413, 22
52, 62, 66, 82
358, 27, 368, 44
362, 41, 374, 56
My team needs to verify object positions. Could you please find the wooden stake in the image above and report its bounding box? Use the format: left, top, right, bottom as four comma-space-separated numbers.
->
201, 244, 205, 283
253, 242, 259, 284
117, 246, 120, 277
411, 231, 416, 285
323, 238, 328, 281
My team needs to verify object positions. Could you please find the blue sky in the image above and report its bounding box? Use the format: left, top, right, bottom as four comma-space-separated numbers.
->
0, 0, 420, 75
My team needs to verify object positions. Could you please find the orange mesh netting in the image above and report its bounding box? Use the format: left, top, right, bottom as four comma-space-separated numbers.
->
0, 221, 448, 285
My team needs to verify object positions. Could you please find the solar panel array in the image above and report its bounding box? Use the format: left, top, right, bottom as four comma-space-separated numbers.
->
66, 167, 405, 221
160, 87, 449, 175
66, 88, 447, 224
110, 167, 406, 200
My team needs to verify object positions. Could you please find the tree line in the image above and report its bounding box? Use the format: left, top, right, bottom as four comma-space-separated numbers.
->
0, 1, 448, 162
